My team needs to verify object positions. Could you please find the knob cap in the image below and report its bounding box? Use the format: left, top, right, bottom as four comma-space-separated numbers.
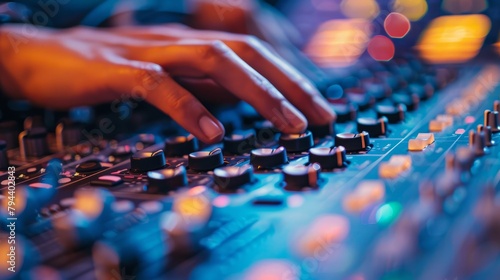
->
76, 160, 103, 174
21, 128, 50, 157
147, 166, 188, 193
376, 104, 406, 123
469, 130, 488, 156
188, 148, 224, 171
331, 103, 357, 123
477, 125, 495, 147
130, 150, 167, 173
0, 140, 9, 171
0, 121, 19, 149
309, 146, 347, 169
250, 146, 288, 169
279, 131, 314, 152
283, 163, 321, 189
224, 131, 256, 154
308, 123, 335, 138
165, 135, 198, 157
335, 132, 371, 152
484, 110, 500, 133
357, 117, 389, 137
214, 165, 254, 190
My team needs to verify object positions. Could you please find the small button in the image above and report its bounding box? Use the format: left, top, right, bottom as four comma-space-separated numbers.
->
28, 182, 52, 189
408, 133, 435, 151
379, 155, 412, 179
91, 175, 123, 187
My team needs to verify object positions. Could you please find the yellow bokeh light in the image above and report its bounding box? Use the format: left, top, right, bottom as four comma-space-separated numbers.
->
305, 19, 372, 67
392, 0, 428, 21
341, 0, 380, 20
417, 15, 491, 64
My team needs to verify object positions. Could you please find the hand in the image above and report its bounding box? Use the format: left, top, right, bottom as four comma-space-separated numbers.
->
0, 24, 335, 143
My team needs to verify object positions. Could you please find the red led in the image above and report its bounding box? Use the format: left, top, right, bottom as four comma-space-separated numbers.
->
384, 13, 411, 38
367, 35, 395, 61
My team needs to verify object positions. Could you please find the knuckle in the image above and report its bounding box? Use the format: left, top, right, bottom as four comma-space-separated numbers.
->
233, 35, 261, 60
200, 40, 231, 60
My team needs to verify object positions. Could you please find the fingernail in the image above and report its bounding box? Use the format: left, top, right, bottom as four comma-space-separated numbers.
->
199, 116, 223, 140
312, 96, 336, 122
280, 101, 308, 132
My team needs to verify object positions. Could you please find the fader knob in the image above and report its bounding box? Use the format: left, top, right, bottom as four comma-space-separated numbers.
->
188, 148, 224, 171
224, 131, 256, 154
335, 132, 371, 152
376, 104, 406, 123
309, 146, 347, 169
0, 140, 8, 171
130, 150, 167, 173
214, 165, 254, 190
469, 130, 488, 156
147, 166, 188, 193
357, 117, 389, 137
279, 131, 314, 152
250, 146, 288, 169
283, 163, 321, 189
477, 125, 495, 147
20, 128, 50, 157
164, 135, 198, 157
484, 110, 500, 133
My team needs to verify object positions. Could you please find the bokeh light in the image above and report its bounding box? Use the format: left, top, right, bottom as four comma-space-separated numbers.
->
305, 19, 372, 67
392, 0, 428, 21
384, 13, 411, 38
367, 35, 395, 61
417, 15, 491, 64
341, 0, 380, 20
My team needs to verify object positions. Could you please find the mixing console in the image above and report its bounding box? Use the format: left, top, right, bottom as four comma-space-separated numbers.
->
1, 57, 500, 280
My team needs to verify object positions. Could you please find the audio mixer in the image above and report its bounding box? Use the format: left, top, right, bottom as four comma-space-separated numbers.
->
1, 57, 500, 280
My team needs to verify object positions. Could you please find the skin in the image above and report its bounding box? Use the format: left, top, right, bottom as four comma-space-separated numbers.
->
0, 23, 335, 144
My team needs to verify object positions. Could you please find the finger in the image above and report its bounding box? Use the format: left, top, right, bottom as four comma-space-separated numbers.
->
132, 41, 308, 133
114, 61, 225, 143
175, 78, 240, 105
111, 28, 335, 125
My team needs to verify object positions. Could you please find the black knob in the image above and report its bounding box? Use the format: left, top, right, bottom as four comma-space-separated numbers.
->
408, 82, 433, 101
484, 110, 500, 133
188, 148, 224, 171
346, 89, 375, 111
283, 163, 321, 189
376, 104, 406, 123
165, 135, 198, 157
309, 146, 347, 169
76, 160, 103, 174
279, 131, 314, 152
214, 165, 254, 190
469, 130, 488, 156
0, 121, 19, 149
21, 128, 50, 157
331, 103, 357, 123
0, 140, 8, 171
308, 123, 335, 138
335, 132, 371, 152
477, 125, 495, 147
250, 146, 288, 169
147, 166, 188, 193
130, 150, 167, 173
357, 117, 389, 137
391, 92, 419, 111
254, 120, 279, 144
224, 131, 256, 154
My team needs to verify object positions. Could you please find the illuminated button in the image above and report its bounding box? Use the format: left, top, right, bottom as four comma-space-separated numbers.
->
58, 178, 71, 184
343, 180, 385, 213
28, 182, 52, 189
379, 155, 412, 179
90, 175, 123, 187
295, 215, 349, 257
429, 114, 454, 132
408, 133, 435, 151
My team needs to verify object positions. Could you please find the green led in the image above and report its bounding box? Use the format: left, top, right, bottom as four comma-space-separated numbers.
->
376, 202, 402, 226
